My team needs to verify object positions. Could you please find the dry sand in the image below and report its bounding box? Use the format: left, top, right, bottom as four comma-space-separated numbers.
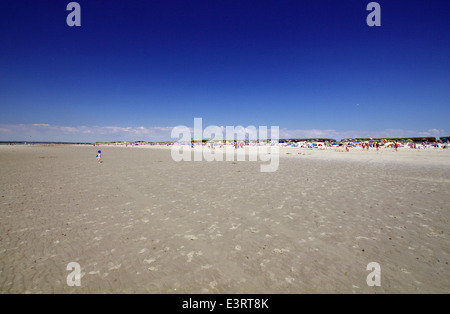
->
0, 145, 449, 293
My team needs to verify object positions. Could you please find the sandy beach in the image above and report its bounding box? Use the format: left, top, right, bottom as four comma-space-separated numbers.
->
0, 145, 449, 293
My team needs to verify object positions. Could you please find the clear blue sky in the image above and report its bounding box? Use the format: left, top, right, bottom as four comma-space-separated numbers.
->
0, 0, 449, 141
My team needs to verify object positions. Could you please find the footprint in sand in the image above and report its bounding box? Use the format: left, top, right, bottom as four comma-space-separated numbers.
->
273, 248, 289, 255
107, 263, 121, 271
230, 223, 241, 230
209, 281, 217, 289
285, 277, 295, 284
401, 268, 411, 274
186, 251, 203, 262
144, 258, 156, 264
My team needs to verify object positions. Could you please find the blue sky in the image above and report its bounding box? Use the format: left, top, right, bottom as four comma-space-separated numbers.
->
0, 0, 449, 141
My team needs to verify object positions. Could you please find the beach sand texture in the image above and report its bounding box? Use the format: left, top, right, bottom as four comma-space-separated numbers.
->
0, 145, 449, 293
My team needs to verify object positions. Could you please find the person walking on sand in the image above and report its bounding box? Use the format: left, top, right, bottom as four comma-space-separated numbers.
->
96, 150, 102, 163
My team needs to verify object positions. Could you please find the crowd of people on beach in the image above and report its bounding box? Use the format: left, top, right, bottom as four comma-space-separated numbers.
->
92, 139, 448, 163
93, 139, 449, 151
